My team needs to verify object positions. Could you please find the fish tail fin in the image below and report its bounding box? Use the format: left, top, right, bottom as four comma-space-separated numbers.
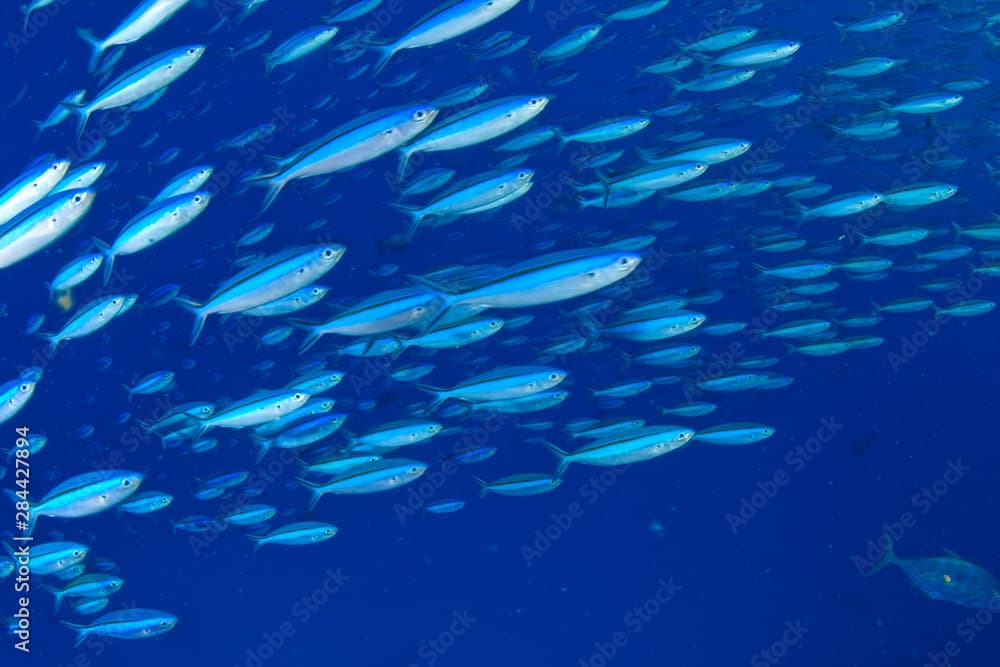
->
664, 76, 682, 101
593, 169, 615, 208
172, 296, 208, 345
59, 621, 89, 648
249, 535, 265, 552
415, 384, 447, 413
617, 349, 633, 373
59, 100, 91, 142
369, 42, 398, 77
242, 171, 288, 213
865, 531, 897, 577
404, 274, 459, 329
297, 478, 324, 511
91, 236, 114, 286
35, 333, 59, 360
951, 220, 964, 236
472, 475, 489, 498
297, 327, 325, 355
76, 27, 104, 73
44, 587, 65, 612
554, 131, 570, 155
389, 202, 426, 241
541, 441, 570, 478
253, 440, 271, 465
791, 201, 811, 222
397, 146, 416, 181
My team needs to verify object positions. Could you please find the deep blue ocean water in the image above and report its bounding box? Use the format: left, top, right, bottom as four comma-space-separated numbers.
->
2, 1, 1000, 665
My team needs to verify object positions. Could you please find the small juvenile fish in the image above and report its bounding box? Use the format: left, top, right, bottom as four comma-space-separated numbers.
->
474, 473, 562, 497
123, 371, 175, 402
249, 521, 339, 550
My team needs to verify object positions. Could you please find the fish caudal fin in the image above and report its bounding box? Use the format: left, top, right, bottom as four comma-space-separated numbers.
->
397, 146, 417, 181
242, 172, 288, 214
368, 42, 399, 77
389, 202, 427, 241
172, 296, 208, 345
541, 441, 571, 478
34, 333, 59, 360
472, 476, 489, 498
76, 27, 105, 74
91, 236, 114, 286
415, 384, 448, 413
296, 478, 324, 511
865, 531, 897, 577
58, 100, 91, 142
59, 621, 90, 647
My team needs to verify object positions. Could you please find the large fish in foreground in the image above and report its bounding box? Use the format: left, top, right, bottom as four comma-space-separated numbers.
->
61, 44, 206, 139
409, 247, 644, 325
174, 244, 347, 344
0, 156, 70, 227
243, 105, 438, 212
0, 189, 95, 270
6, 470, 144, 535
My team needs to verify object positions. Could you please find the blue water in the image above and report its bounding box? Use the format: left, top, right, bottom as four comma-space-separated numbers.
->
3, 0, 1000, 665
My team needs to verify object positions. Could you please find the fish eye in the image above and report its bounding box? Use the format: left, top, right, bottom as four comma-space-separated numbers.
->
490, 320, 501, 326
586, 271, 598, 279
312, 288, 323, 295
618, 257, 631, 266
413, 110, 426, 120
194, 196, 203, 203
121, 479, 133, 487
322, 248, 337, 259
19, 384, 29, 392
549, 373, 561, 380
72, 550, 83, 558
409, 467, 421, 473
529, 97, 542, 106
73, 194, 84, 203
518, 171, 529, 178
